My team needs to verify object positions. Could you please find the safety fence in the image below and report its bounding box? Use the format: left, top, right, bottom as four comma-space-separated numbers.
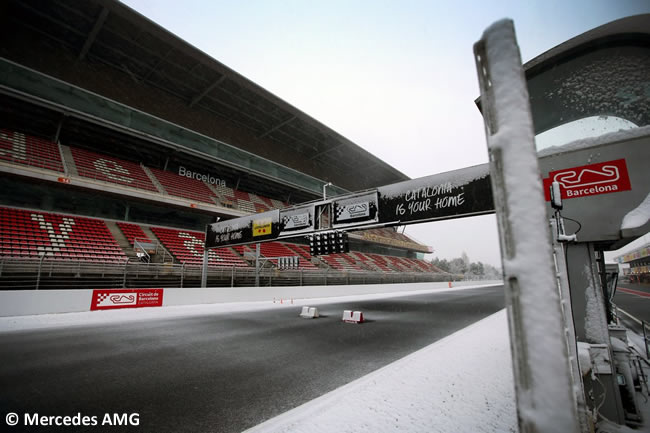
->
0, 257, 461, 290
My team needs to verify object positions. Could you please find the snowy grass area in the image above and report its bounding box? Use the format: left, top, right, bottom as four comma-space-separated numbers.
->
0, 283, 501, 333
245, 309, 516, 433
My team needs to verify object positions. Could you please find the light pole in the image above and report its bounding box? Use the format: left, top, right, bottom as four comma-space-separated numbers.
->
323, 182, 332, 200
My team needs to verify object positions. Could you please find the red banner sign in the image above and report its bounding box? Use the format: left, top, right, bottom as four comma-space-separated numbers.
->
90, 289, 164, 311
543, 158, 631, 201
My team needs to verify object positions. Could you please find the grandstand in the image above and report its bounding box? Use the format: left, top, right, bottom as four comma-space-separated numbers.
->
0, 0, 449, 289
616, 243, 650, 284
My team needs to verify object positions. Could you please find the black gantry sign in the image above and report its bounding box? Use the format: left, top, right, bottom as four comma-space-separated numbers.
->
377, 164, 493, 224
205, 164, 495, 249
205, 210, 280, 248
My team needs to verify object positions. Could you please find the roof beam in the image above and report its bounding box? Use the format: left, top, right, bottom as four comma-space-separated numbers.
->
308, 142, 345, 161
78, 7, 109, 61
189, 76, 226, 108
143, 48, 174, 81
257, 116, 295, 139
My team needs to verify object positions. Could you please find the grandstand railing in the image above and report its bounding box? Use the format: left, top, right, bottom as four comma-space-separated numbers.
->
0, 152, 65, 173
0, 257, 461, 290
133, 238, 174, 264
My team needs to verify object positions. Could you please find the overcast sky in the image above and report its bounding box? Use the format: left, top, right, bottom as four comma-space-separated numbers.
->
122, 0, 649, 267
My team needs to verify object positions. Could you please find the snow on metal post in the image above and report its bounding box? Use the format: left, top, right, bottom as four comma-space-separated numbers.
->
201, 247, 208, 288
474, 20, 579, 433
255, 243, 260, 287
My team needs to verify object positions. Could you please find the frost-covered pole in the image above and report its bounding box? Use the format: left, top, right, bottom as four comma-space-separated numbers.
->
201, 247, 209, 288
474, 20, 579, 433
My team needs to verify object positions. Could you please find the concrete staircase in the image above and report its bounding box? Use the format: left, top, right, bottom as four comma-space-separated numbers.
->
140, 225, 175, 264
141, 165, 166, 194
105, 220, 137, 261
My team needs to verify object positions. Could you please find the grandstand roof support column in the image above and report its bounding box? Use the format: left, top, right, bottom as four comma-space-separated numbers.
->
53, 113, 67, 144
78, 7, 109, 61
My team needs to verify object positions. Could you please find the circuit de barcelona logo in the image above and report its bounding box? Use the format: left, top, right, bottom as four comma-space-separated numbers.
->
282, 213, 310, 230
543, 159, 631, 201
336, 202, 369, 221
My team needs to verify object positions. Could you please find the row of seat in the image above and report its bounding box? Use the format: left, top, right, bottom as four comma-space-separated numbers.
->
0, 206, 440, 272
149, 226, 248, 268
1, 128, 288, 213
0, 129, 64, 172
71, 147, 159, 193
116, 222, 151, 245
0, 207, 127, 263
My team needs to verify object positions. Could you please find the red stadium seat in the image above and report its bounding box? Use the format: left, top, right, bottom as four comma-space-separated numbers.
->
0, 207, 127, 263
150, 226, 248, 268
69, 147, 159, 193
0, 129, 64, 172
116, 222, 151, 245
149, 168, 217, 205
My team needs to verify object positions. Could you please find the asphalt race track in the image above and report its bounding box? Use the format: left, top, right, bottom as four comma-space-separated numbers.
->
612, 282, 650, 334
0, 285, 505, 432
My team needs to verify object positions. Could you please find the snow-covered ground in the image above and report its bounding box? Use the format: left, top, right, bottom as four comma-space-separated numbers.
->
0, 283, 517, 433
245, 309, 517, 433
0, 283, 499, 333
3, 283, 648, 432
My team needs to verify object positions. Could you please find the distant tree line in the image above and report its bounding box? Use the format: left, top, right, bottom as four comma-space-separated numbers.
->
430, 252, 502, 279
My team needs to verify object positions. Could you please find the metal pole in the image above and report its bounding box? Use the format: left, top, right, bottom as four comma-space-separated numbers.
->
231, 265, 235, 287
122, 261, 127, 288
551, 219, 590, 433
255, 243, 260, 287
35, 253, 45, 290
641, 320, 650, 359
201, 247, 208, 288
474, 20, 578, 433
323, 182, 332, 200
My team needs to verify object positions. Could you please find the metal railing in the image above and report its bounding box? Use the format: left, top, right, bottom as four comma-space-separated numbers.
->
0, 257, 459, 290
0, 153, 64, 172
133, 238, 174, 264
641, 320, 650, 361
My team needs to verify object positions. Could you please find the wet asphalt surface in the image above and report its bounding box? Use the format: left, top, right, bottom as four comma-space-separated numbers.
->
0, 285, 505, 433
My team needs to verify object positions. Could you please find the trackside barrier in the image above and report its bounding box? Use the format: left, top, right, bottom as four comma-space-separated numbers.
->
300, 306, 319, 319
0, 257, 467, 290
0, 280, 503, 317
342, 310, 364, 324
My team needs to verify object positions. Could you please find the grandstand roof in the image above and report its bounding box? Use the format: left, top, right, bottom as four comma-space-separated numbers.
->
0, 0, 409, 193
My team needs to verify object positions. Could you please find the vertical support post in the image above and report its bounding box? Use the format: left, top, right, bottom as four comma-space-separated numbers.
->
300, 268, 303, 286
641, 320, 650, 359
255, 243, 260, 287
180, 263, 185, 288
122, 261, 127, 288
201, 247, 208, 288
323, 182, 332, 200
550, 219, 590, 432
35, 253, 45, 290
231, 265, 235, 288
474, 20, 578, 433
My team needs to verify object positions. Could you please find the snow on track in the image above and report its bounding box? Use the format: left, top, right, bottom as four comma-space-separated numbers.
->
0, 283, 501, 333
245, 309, 516, 433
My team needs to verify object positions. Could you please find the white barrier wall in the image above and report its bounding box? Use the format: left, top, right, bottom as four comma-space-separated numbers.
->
0, 289, 95, 317
0, 281, 503, 317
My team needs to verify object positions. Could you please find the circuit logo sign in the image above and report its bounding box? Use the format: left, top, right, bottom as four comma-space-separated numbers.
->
90, 289, 163, 311
543, 159, 631, 201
